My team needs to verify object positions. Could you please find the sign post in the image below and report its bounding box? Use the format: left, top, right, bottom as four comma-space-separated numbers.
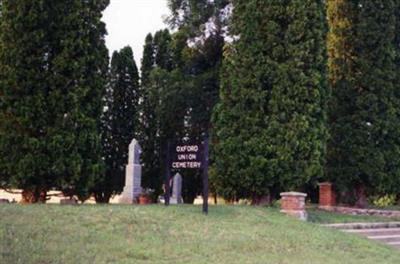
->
164, 141, 171, 206
165, 138, 209, 214
202, 137, 209, 214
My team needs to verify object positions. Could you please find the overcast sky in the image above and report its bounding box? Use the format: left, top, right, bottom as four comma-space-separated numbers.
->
102, 0, 170, 67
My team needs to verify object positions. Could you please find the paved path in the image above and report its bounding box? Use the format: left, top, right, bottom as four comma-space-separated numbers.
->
343, 227, 400, 249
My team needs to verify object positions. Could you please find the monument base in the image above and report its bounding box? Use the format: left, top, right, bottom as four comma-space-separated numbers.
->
119, 164, 142, 204
170, 196, 182, 204
119, 196, 138, 204
280, 209, 308, 221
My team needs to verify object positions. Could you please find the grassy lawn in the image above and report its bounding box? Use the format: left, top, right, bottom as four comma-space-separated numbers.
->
1, 205, 400, 264
307, 207, 400, 224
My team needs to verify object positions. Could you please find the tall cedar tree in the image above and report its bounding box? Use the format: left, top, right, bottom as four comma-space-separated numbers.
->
154, 30, 187, 197
327, 0, 400, 200
394, 0, 400, 196
139, 34, 161, 195
212, 0, 327, 202
139, 29, 187, 198
0, 0, 109, 202
94, 46, 139, 203
139, 28, 224, 203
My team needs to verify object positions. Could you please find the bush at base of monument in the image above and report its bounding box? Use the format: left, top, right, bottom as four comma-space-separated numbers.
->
138, 189, 154, 205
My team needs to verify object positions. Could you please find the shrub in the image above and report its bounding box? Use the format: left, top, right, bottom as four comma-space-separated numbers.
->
370, 194, 396, 208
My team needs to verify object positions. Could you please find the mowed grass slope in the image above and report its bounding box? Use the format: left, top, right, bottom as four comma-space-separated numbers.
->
1, 205, 400, 264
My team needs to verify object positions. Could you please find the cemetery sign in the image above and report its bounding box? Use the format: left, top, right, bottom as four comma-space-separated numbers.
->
165, 138, 209, 214
171, 141, 204, 169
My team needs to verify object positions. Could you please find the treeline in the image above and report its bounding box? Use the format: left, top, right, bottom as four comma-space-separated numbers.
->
211, 0, 400, 204
1, 0, 400, 204
146, 0, 400, 204
0, 0, 224, 203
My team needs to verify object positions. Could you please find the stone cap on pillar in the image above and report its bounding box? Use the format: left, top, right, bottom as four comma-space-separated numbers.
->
280, 192, 307, 197
318, 182, 332, 186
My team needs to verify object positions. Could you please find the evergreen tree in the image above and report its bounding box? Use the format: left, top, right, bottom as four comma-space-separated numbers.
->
167, 0, 229, 203
141, 34, 155, 85
326, 0, 359, 197
166, 0, 226, 137
139, 34, 161, 195
167, 0, 230, 38
0, 0, 109, 202
212, 0, 327, 202
153, 29, 174, 71
56, 0, 109, 202
139, 29, 186, 198
327, 0, 400, 200
94, 46, 139, 203
393, 0, 400, 196
181, 34, 224, 137
179, 33, 224, 203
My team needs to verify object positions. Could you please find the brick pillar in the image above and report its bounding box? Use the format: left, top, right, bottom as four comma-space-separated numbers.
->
318, 182, 336, 208
280, 192, 307, 221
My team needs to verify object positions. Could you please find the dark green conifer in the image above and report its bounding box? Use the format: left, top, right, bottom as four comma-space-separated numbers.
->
139, 33, 161, 194
0, 0, 109, 202
94, 46, 139, 203
139, 30, 185, 198
327, 0, 400, 200
212, 0, 328, 202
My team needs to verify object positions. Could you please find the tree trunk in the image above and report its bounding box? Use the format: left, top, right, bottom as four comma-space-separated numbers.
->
21, 188, 47, 203
251, 194, 271, 206
355, 185, 368, 208
94, 192, 111, 203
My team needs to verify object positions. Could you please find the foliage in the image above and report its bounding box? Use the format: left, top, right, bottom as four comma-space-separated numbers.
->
135, 1, 229, 204
138, 33, 161, 197
139, 30, 186, 198
0, 0, 109, 202
138, 26, 224, 203
370, 194, 397, 208
93, 46, 139, 203
326, 0, 400, 197
140, 188, 155, 197
166, 0, 226, 138
212, 0, 328, 201
167, 0, 231, 38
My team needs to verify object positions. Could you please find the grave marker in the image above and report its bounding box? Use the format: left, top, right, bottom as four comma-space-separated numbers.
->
120, 139, 142, 204
170, 173, 183, 204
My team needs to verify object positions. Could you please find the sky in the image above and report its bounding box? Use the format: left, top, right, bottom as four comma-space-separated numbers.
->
102, 0, 170, 67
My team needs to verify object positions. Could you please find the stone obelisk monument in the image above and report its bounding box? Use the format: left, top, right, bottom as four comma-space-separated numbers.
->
120, 139, 142, 204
